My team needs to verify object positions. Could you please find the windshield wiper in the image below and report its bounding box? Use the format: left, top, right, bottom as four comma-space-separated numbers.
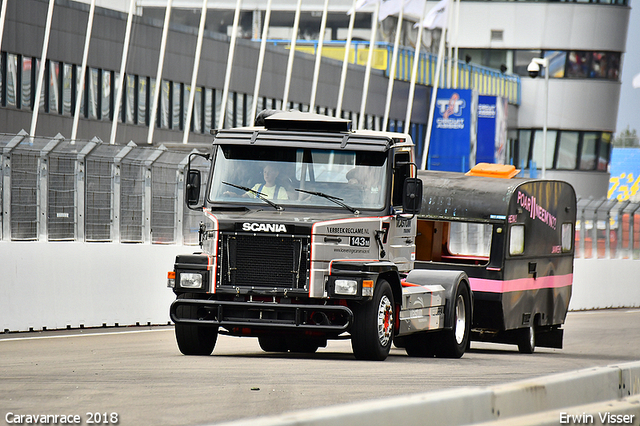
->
222, 181, 284, 211
295, 188, 359, 215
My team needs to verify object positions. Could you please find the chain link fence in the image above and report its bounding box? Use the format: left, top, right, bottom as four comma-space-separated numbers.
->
1, 131, 208, 245
1, 132, 639, 259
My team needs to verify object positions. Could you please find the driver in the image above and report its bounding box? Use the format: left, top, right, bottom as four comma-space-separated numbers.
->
225, 164, 289, 200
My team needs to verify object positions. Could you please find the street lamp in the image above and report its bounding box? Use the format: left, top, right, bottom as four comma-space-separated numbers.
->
527, 57, 549, 179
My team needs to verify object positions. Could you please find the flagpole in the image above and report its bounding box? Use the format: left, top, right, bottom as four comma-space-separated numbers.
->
382, 1, 404, 131
250, 0, 272, 122
283, 0, 303, 109
310, 0, 330, 112
336, 0, 358, 118
445, 0, 454, 89
421, 26, 447, 170
358, 0, 380, 130
218, 0, 242, 129
110, 0, 136, 144
453, 0, 461, 89
405, 0, 429, 129
148, 0, 173, 144
183, 0, 208, 144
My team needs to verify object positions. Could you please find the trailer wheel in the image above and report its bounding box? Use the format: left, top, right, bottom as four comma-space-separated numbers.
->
174, 294, 217, 356
258, 335, 288, 353
436, 284, 471, 358
517, 325, 536, 354
351, 279, 394, 361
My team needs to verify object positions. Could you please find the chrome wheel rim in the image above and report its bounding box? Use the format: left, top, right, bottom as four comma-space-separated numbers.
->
377, 295, 393, 347
454, 294, 466, 345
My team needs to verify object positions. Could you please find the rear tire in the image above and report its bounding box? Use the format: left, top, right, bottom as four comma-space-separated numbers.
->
351, 280, 395, 361
435, 284, 471, 358
174, 294, 217, 356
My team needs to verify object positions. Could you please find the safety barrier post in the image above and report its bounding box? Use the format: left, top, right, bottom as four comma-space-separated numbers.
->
76, 137, 100, 241
1, 131, 28, 241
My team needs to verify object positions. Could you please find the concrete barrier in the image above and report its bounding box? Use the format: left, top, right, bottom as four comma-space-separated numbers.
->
211, 362, 640, 426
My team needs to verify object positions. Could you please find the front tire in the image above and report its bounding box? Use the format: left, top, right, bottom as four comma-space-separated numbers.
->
174, 294, 218, 356
435, 284, 471, 358
351, 280, 395, 361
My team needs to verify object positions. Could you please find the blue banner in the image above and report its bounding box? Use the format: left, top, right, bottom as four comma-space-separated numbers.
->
477, 95, 497, 164
427, 89, 473, 172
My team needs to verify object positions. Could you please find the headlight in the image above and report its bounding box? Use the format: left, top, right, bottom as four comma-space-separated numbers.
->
334, 279, 358, 296
180, 272, 203, 289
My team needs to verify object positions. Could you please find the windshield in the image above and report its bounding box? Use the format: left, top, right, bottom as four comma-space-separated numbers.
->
208, 145, 389, 211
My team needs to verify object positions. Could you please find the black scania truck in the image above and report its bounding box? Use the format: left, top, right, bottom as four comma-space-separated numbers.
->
168, 110, 576, 360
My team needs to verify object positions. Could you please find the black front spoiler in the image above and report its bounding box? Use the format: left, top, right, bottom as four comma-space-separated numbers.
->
170, 299, 353, 333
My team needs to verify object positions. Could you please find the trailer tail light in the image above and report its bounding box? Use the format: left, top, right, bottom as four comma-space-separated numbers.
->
167, 271, 176, 288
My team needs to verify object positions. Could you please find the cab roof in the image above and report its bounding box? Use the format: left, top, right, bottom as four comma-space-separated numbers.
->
212, 110, 412, 152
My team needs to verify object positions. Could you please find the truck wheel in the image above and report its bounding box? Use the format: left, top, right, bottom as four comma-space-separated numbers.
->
351, 279, 394, 361
174, 294, 217, 356
517, 325, 536, 354
435, 284, 471, 358
258, 335, 288, 353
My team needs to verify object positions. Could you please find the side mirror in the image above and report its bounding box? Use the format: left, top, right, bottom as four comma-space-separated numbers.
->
402, 178, 423, 215
186, 170, 202, 206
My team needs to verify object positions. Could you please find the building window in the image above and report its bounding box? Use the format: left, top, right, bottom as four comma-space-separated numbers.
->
125, 74, 135, 124
49, 61, 60, 114
579, 132, 598, 170
138, 76, 148, 126
516, 130, 532, 168
532, 129, 557, 170
597, 132, 612, 171
62, 63, 74, 116
6, 53, 18, 108
101, 70, 111, 120
172, 82, 181, 130
556, 131, 579, 170
161, 79, 170, 129
21, 56, 32, 110
204, 87, 212, 132
88, 67, 99, 119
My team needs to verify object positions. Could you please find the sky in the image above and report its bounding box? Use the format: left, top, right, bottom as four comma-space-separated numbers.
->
616, 1, 640, 135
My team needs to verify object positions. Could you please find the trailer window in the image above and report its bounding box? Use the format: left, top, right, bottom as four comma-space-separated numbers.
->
562, 223, 573, 253
448, 222, 493, 257
510, 225, 525, 255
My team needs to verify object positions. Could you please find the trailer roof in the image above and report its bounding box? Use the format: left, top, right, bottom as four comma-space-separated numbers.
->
417, 170, 574, 223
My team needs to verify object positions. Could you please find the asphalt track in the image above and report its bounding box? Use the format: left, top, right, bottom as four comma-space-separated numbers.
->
1, 309, 639, 426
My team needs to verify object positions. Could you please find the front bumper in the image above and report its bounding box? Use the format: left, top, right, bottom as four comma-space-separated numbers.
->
170, 298, 353, 333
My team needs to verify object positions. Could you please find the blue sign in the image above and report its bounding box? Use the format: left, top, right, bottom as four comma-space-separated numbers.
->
608, 148, 640, 201
427, 89, 473, 172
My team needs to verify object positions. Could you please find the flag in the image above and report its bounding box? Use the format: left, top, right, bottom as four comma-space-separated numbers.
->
380, 0, 426, 21
633, 72, 640, 89
348, 0, 377, 14
416, 0, 450, 29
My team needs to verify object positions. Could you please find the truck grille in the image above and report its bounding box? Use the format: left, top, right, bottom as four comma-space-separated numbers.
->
220, 234, 309, 289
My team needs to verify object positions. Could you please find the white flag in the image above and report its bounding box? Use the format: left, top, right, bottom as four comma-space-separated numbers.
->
633, 72, 640, 89
416, 0, 450, 29
348, 0, 378, 14
380, 0, 426, 21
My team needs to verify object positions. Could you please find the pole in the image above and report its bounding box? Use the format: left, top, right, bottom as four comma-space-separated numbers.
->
283, 0, 303, 109
358, 0, 380, 130
405, 0, 429, 129
542, 57, 549, 179
148, 0, 173, 144
110, 0, 136, 145
183, 0, 209, 144
382, 2, 404, 131
71, 0, 96, 142
421, 27, 447, 170
310, 0, 330, 111
30, 0, 55, 138
218, 0, 243, 129
336, 0, 357, 118
250, 0, 273, 122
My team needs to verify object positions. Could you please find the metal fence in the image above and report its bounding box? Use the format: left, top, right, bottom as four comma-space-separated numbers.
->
1, 131, 207, 245
2, 131, 638, 259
